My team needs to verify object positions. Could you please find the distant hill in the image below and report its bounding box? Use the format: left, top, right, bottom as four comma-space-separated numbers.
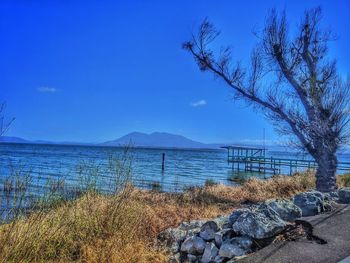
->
0, 136, 91, 146
101, 132, 213, 149
0, 136, 29, 143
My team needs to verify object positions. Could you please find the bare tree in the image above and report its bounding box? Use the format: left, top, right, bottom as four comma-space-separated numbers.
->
184, 7, 350, 192
0, 102, 14, 137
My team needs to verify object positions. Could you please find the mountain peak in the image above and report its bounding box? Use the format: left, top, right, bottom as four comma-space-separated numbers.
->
102, 131, 208, 148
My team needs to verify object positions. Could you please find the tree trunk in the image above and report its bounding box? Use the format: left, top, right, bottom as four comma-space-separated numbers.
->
315, 151, 337, 192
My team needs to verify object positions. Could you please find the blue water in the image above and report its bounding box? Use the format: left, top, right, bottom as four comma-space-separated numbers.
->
0, 143, 349, 199
0, 143, 236, 194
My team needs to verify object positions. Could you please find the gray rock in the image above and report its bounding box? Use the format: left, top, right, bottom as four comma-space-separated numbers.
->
168, 253, 181, 263
202, 242, 219, 263
294, 191, 325, 216
179, 220, 206, 231
228, 208, 250, 226
233, 236, 253, 250
213, 215, 230, 229
199, 221, 219, 241
232, 204, 287, 239
219, 236, 252, 258
214, 232, 223, 248
158, 228, 185, 253
310, 190, 325, 201
180, 236, 206, 255
330, 191, 339, 198
158, 227, 200, 253
338, 188, 350, 204
324, 191, 339, 201
219, 243, 243, 259
214, 229, 237, 248
323, 200, 335, 212
213, 255, 225, 263
187, 254, 199, 262
265, 199, 302, 221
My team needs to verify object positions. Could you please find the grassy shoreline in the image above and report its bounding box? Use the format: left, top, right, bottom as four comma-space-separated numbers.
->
0, 170, 319, 262
0, 171, 349, 262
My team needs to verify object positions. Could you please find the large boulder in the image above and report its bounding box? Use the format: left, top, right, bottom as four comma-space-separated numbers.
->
228, 208, 251, 226
338, 188, 350, 204
232, 205, 287, 239
218, 236, 253, 259
199, 221, 220, 241
202, 242, 219, 263
180, 236, 206, 255
265, 199, 302, 221
294, 191, 325, 216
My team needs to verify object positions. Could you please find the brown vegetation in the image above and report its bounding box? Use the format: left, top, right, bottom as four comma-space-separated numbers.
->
0, 170, 319, 263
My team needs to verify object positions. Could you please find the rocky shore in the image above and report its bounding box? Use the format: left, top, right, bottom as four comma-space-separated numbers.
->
158, 188, 350, 263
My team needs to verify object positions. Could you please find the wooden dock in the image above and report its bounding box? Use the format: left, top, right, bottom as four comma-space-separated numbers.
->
222, 145, 350, 175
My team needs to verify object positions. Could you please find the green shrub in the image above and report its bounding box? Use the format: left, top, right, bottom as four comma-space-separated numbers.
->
204, 179, 218, 187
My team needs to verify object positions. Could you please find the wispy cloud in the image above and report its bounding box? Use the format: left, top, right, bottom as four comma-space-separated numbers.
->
37, 87, 57, 93
190, 99, 207, 107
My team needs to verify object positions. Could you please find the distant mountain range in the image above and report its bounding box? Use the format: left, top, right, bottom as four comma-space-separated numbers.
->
0, 132, 221, 149
0, 132, 282, 150
1, 132, 349, 153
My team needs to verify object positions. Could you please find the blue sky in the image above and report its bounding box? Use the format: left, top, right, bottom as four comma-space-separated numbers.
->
1, 0, 349, 143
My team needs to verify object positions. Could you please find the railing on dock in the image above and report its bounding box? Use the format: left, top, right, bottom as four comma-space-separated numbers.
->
222, 145, 350, 175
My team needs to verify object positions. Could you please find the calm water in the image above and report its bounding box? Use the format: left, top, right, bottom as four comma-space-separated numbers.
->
0, 143, 349, 199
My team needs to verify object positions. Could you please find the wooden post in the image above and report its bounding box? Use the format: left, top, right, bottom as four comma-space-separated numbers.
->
162, 153, 165, 171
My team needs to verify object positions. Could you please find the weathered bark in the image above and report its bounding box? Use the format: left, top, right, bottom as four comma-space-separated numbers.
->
315, 151, 337, 192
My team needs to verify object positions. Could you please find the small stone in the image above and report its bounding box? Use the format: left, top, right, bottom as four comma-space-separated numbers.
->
309, 190, 324, 201
265, 199, 302, 221
294, 191, 324, 216
219, 243, 244, 259
338, 188, 350, 204
323, 200, 335, 212
214, 228, 237, 248
179, 220, 205, 231
180, 236, 206, 255
213, 255, 225, 263
214, 232, 223, 248
157, 228, 186, 253
219, 236, 252, 258
168, 253, 181, 263
330, 191, 339, 198
202, 242, 219, 263
187, 254, 199, 262
324, 191, 339, 201
199, 221, 219, 241
213, 215, 229, 229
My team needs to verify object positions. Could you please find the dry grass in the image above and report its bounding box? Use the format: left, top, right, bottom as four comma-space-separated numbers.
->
0, 170, 318, 263
338, 173, 350, 188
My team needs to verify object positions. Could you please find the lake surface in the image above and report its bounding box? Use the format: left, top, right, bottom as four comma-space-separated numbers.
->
0, 143, 349, 205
